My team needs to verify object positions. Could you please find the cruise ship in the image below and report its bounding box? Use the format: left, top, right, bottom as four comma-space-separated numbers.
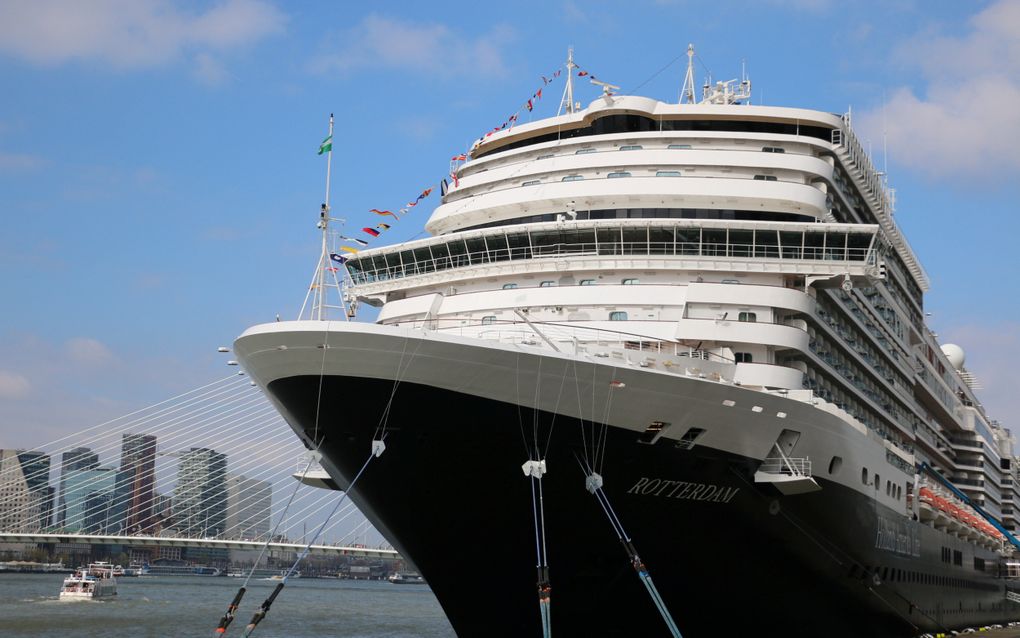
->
234, 50, 1020, 637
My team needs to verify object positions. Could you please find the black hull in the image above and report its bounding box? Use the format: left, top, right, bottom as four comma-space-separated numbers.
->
267, 374, 1016, 637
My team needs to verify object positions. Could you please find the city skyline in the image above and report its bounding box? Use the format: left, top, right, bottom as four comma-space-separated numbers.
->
0, 438, 263, 539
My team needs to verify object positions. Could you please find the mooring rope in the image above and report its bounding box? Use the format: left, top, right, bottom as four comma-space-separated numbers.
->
575, 455, 682, 637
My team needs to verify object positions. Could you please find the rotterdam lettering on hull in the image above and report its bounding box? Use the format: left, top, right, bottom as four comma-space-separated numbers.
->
627, 477, 740, 504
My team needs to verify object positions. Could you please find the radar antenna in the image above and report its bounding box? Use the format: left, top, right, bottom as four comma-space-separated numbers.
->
590, 78, 620, 99
681, 43, 696, 104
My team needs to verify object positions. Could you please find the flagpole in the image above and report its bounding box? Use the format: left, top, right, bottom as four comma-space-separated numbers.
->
317, 114, 334, 321
325, 113, 333, 212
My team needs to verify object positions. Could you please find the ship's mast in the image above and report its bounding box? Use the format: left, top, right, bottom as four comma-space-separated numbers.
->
681, 43, 696, 104
300, 114, 349, 322
317, 114, 334, 321
558, 47, 578, 116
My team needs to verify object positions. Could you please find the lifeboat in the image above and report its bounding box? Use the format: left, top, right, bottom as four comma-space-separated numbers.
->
932, 496, 952, 529
947, 504, 964, 532
917, 487, 937, 522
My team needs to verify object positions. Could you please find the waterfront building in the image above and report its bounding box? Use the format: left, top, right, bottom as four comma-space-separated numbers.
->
225, 474, 272, 540
57, 447, 98, 527
15, 450, 52, 530
62, 466, 130, 534
172, 448, 227, 538
119, 433, 156, 533
0, 449, 39, 532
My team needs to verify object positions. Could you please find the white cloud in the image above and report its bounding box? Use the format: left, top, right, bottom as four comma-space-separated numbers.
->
66, 337, 114, 366
858, 0, 1020, 179
0, 152, 43, 171
193, 52, 230, 86
0, 0, 285, 69
0, 370, 30, 399
310, 14, 514, 77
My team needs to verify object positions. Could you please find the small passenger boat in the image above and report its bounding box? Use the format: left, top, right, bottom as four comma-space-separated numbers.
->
59, 561, 118, 599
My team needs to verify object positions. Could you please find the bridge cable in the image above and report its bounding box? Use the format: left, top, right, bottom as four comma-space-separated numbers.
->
575, 455, 683, 638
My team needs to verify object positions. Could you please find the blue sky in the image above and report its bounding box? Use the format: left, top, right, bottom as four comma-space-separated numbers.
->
1, 0, 1018, 450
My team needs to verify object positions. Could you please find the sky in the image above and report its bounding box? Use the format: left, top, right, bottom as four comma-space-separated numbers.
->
1, 0, 1018, 456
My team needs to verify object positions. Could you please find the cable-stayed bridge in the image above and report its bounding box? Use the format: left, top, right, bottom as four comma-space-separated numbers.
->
0, 375, 399, 563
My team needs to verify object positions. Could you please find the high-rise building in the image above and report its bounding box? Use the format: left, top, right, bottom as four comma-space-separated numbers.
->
225, 475, 272, 540
62, 467, 130, 534
0, 449, 38, 532
57, 447, 98, 527
15, 450, 52, 529
173, 448, 227, 538
119, 433, 156, 533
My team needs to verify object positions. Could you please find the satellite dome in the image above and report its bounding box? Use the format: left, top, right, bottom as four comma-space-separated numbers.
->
941, 343, 965, 370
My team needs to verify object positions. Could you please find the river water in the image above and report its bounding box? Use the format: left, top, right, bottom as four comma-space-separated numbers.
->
0, 573, 455, 637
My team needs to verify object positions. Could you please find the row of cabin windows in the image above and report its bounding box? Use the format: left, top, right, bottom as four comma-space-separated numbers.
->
481, 312, 630, 323
502, 278, 640, 289
860, 467, 904, 500
472, 114, 831, 159
546, 143, 780, 159
460, 207, 816, 232
556, 170, 779, 182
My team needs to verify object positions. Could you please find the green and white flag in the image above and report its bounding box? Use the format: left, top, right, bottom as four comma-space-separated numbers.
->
318, 134, 333, 155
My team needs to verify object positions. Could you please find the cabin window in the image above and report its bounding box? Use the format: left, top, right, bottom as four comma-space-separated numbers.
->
539, 281, 555, 287
734, 352, 753, 363
575, 148, 596, 155
609, 311, 628, 321
668, 144, 692, 149
522, 180, 541, 186
537, 154, 554, 160
761, 146, 786, 153
579, 279, 596, 286
619, 145, 643, 151
481, 316, 496, 325
738, 311, 757, 322
607, 171, 631, 179
562, 174, 584, 182
502, 283, 518, 289
862, 468, 868, 485
753, 174, 778, 181
656, 170, 682, 177
874, 474, 881, 491
622, 278, 639, 285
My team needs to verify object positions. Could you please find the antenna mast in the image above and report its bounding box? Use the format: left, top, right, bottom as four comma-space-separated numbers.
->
300, 114, 350, 322
681, 43, 696, 104
317, 114, 334, 321
558, 47, 578, 116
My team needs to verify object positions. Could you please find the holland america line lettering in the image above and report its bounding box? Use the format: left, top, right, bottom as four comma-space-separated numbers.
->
627, 477, 740, 504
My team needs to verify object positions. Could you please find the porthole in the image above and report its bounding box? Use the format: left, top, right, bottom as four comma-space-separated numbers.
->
862, 468, 869, 485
